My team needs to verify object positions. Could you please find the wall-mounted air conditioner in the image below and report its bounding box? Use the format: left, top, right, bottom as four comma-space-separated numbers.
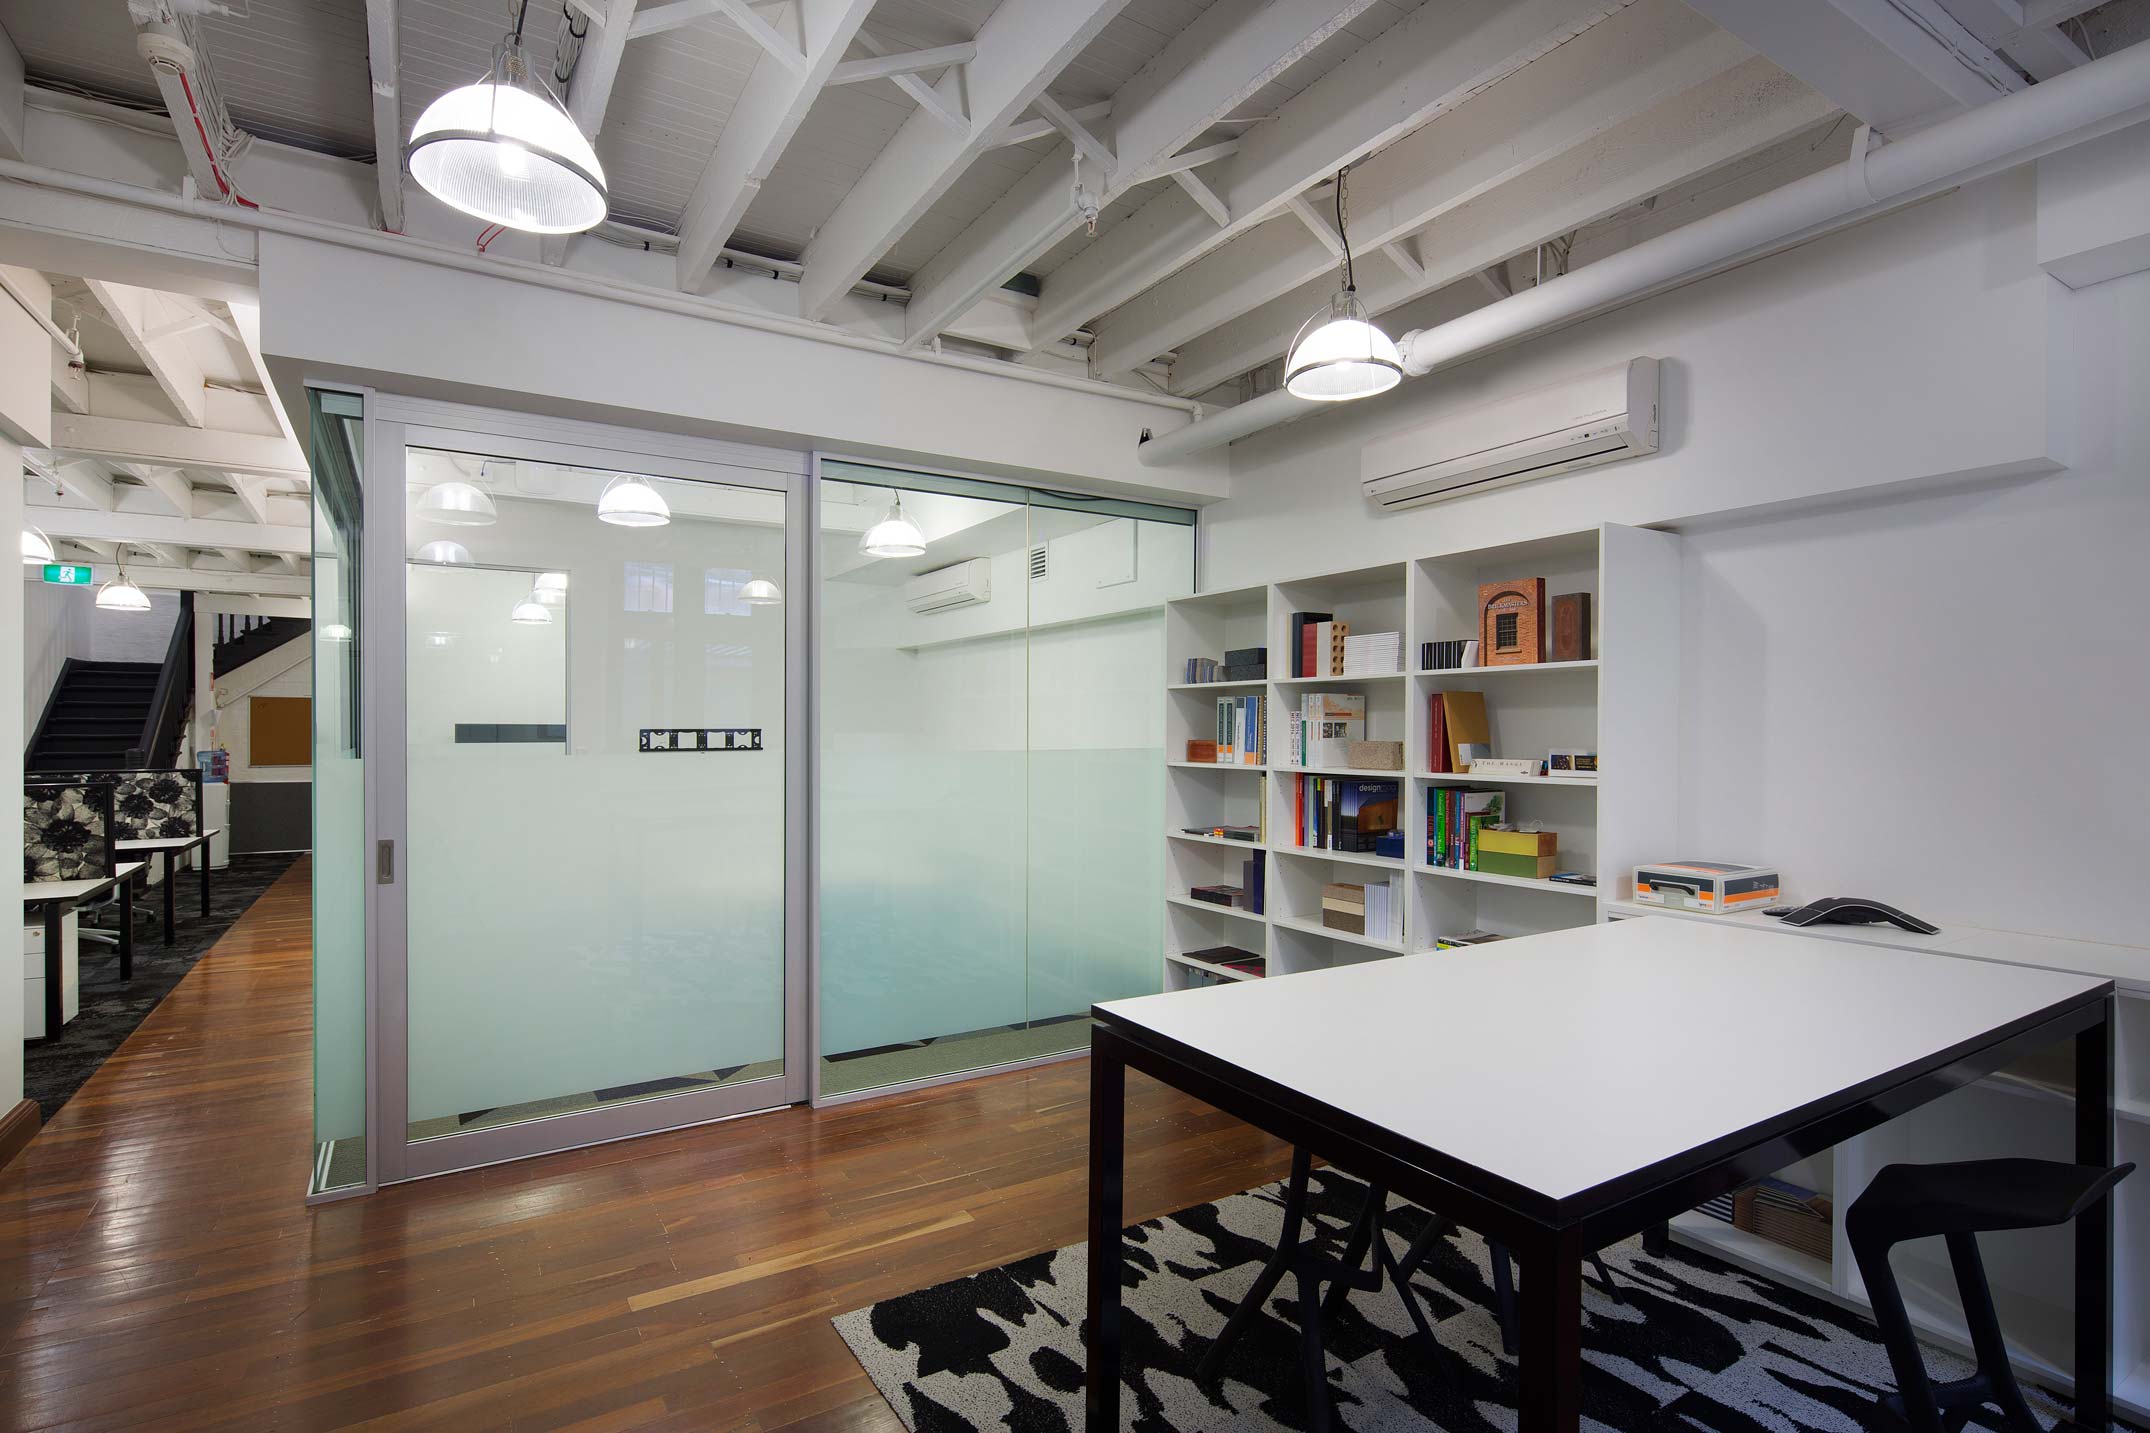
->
1360, 357, 1659, 511
904, 558, 992, 613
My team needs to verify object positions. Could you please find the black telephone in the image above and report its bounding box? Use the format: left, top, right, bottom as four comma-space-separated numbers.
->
1768, 897, 1940, 935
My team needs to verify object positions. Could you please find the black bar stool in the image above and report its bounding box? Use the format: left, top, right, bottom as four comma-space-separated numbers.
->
1847, 1157, 2133, 1433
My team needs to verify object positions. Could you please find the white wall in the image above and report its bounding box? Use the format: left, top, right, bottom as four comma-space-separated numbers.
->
1199, 164, 2148, 949
216, 647, 312, 784
23, 579, 85, 738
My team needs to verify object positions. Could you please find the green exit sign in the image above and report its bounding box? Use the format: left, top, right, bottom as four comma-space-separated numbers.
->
41, 564, 93, 586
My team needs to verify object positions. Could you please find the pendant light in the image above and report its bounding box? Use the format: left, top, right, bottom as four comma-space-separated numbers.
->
510, 592, 553, 625
740, 578, 783, 606
596, 474, 669, 527
533, 571, 569, 605
416, 539, 475, 565
1284, 166, 1402, 403
416, 481, 498, 527
859, 492, 925, 558
96, 565, 152, 613
21, 525, 54, 565
321, 623, 355, 643
405, 16, 607, 235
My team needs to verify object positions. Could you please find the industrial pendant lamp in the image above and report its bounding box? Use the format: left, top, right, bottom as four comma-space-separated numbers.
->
596, 474, 669, 527
416, 539, 474, 565
859, 492, 925, 558
1284, 166, 1402, 403
405, 16, 607, 235
416, 481, 498, 527
21, 524, 54, 565
532, 571, 569, 605
740, 577, 783, 606
510, 591, 553, 624
96, 564, 152, 613
322, 623, 355, 643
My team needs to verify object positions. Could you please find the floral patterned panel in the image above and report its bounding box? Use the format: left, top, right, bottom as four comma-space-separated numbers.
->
113, 770, 199, 840
25, 784, 111, 883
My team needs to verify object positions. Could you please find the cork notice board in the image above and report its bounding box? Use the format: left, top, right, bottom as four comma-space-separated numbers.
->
250, 696, 312, 767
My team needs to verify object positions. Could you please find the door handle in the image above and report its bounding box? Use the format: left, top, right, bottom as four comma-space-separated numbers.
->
376, 839, 395, 885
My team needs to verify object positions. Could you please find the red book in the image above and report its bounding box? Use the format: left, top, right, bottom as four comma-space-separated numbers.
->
1429, 693, 1449, 774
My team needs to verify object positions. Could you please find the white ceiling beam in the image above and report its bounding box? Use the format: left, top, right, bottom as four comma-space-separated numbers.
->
1143, 139, 1239, 183
274, 552, 300, 574
59, 538, 116, 561
70, 562, 309, 599
1166, 57, 1838, 396
1032, 91, 1114, 170
217, 547, 255, 572
1474, 261, 1512, 299
848, 30, 969, 130
1939, 0, 2087, 81
1285, 192, 1342, 255
112, 462, 195, 518
23, 504, 310, 557
673, 0, 879, 291
229, 475, 274, 526
1088, 0, 1752, 377
225, 300, 304, 457
1679, 0, 2019, 135
1382, 238, 1424, 284
996, 100, 1110, 149
794, 0, 1137, 323
51, 412, 313, 483
829, 42, 976, 87
541, 0, 642, 267
364, 0, 405, 231
1028, 0, 1614, 349
1172, 170, 1230, 228
51, 337, 89, 415
83, 279, 209, 428
25, 455, 115, 511
898, 0, 1376, 348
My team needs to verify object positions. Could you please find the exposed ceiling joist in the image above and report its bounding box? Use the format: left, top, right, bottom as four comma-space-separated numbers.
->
1173, 170, 1231, 227
112, 461, 196, 517
1032, 91, 1115, 170
81, 562, 309, 598
1941, 0, 2090, 80
541, 0, 642, 267
899, 0, 1378, 349
673, 0, 880, 291
844, 29, 969, 130
1680, 0, 2021, 134
1026, 0, 1616, 349
364, 0, 405, 232
1166, 57, 1837, 396
996, 99, 1111, 149
24, 503, 310, 557
226, 300, 303, 456
25, 454, 115, 512
51, 338, 89, 415
84, 278, 209, 428
793, 0, 1137, 323
51, 413, 311, 483
230, 475, 274, 526
1144, 139, 1240, 183
1087, 0, 1754, 377
659, 0, 808, 68
828, 42, 977, 87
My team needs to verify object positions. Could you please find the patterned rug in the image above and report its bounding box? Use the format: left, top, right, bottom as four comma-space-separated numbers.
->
835, 1169, 2123, 1432
26, 852, 301, 1119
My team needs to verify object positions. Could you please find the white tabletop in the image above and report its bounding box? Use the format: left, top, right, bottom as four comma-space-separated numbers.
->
24, 876, 117, 904
1096, 918, 2109, 1206
117, 828, 220, 852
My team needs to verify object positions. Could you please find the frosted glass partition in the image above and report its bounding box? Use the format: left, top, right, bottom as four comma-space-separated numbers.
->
309, 388, 367, 1195
818, 461, 1192, 1094
401, 449, 787, 1140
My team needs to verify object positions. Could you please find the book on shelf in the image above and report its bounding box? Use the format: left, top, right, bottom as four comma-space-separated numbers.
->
1183, 945, 1265, 977
1242, 854, 1265, 915
1183, 657, 1220, 684
1185, 650, 1268, 684
1341, 630, 1401, 675
1189, 883, 1242, 908
1322, 874, 1402, 940
1285, 691, 1365, 768
1435, 928, 1505, 949
1183, 824, 1260, 842
1290, 775, 1401, 857
1426, 690, 1489, 774
1421, 638, 1480, 671
1427, 787, 1505, 869
1212, 694, 1267, 765
1288, 611, 1332, 678
1321, 881, 1366, 934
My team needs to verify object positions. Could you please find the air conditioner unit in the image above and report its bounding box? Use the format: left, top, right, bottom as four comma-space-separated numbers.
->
1360, 357, 1659, 512
904, 558, 992, 614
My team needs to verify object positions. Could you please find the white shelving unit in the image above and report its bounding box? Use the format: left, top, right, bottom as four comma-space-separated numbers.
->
1160, 526, 1682, 989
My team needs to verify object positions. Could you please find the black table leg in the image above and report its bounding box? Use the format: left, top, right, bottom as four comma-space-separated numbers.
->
199, 840, 211, 918
119, 876, 134, 982
2073, 1000, 2114, 1432
1516, 1227, 1583, 1433
1086, 1028, 1127, 1432
162, 850, 176, 945
1642, 1221, 1669, 1257
42, 903, 64, 1042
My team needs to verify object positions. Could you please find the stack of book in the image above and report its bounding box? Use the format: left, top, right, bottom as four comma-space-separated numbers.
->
1288, 612, 1351, 677
1341, 631, 1401, 675
1427, 788, 1505, 869
1292, 776, 1401, 856
1321, 874, 1402, 940
1190, 883, 1243, 908
1420, 638, 1481, 671
1477, 827, 1557, 880
1282, 692, 1364, 768
1183, 657, 1221, 684
1182, 647, 1267, 683
1183, 946, 1265, 977
1435, 929, 1505, 950
1732, 1178, 1834, 1262
1212, 694, 1267, 764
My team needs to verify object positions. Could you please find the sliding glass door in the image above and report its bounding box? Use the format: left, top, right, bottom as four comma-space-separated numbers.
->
815, 459, 1194, 1097
370, 407, 806, 1178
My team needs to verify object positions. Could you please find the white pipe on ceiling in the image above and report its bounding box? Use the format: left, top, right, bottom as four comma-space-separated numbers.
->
1136, 35, 2150, 467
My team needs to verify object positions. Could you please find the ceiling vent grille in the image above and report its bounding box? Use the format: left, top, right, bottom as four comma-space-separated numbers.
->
1028, 545, 1049, 580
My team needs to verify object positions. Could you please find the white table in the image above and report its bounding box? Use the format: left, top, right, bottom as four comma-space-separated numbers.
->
1084, 918, 2118, 1432
22, 861, 148, 1042
117, 829, 221, 943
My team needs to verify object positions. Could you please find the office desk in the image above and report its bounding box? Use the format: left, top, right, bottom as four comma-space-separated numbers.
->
1085, 918, 2117, 1433
22, 861, 144, 1043
117, 829, 221, 944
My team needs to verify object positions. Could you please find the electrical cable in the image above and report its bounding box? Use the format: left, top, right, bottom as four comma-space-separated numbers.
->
1334, 165, 1355, 295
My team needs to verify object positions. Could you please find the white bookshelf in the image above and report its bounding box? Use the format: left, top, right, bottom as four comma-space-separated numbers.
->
1160, 525, 1682, 989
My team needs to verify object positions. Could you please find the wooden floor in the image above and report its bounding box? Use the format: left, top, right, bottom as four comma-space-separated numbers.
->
0, 862, 1293, 1431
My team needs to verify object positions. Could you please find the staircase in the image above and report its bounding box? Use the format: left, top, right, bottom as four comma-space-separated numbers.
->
212, 615, 311, 678
27, 661, 163, 773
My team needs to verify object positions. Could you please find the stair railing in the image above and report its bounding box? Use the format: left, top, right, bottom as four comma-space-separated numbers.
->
127, 592, 195, 768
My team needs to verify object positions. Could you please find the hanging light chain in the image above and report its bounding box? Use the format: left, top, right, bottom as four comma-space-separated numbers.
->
1334, 165, 1356, 297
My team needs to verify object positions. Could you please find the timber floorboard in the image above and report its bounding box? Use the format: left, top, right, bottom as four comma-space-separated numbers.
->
0, 861, 1293, 1430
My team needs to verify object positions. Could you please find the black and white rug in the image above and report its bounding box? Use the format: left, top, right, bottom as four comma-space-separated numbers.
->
836, 1170, 2121, 1432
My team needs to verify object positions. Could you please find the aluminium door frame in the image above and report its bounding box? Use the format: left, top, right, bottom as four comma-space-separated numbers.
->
365, 393, 811, 1184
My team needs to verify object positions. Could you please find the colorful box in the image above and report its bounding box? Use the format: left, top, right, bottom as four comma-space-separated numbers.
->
1477, 851, 1557, 880
1478, 828, 1557, 858
1632, 860, 1781, 912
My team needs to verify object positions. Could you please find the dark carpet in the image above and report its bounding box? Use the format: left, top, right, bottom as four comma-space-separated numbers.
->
836, 1168, 2135, 1432
26, 852, 301, 1119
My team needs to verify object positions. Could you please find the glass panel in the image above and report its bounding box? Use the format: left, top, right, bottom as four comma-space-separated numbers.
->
402, 449, 786, 1140
309, 388, 368, 1195
817, 464, 1194, 1095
